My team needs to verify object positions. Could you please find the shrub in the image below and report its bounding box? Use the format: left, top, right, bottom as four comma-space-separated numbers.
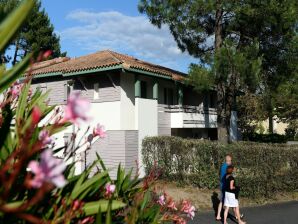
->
142, 136, 298, 198
242, 132, 288, 143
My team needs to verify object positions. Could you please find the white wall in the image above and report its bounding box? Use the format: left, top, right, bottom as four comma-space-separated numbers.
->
49, 101, 122, 175
120, 73, 136, 130
135, 98, 158, 177
171, 113, 184, 127
88, 102, 121, 130
170, 112, 217, 128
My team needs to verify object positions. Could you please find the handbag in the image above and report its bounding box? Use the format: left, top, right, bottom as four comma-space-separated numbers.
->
235, 186, 240, 199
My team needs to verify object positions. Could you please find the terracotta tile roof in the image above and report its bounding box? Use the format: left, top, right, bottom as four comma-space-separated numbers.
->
30, 50, 186, 80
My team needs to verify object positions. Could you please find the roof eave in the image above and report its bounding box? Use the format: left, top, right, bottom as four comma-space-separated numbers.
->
24, 64, 185, 82
62, 64, 123, 77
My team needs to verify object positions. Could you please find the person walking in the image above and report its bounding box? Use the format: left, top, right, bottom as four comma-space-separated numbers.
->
216, 154, 232, 221
223, 165, 246, 224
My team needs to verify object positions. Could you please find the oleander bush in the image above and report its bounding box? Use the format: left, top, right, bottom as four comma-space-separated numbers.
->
142, 136, 298, 198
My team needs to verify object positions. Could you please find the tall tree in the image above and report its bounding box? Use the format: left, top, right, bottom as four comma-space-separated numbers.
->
139, 0, 297, 141
138, 0, 261, 142
274, 36, 298, 131
231, 0, 298, 134
0, 0, 65, 65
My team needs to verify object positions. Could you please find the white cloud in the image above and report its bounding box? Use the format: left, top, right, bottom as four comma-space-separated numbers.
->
59, 10, 196, 72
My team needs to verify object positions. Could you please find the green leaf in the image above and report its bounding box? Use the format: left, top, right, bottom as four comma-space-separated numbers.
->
0, 54, 31, 93
71, 171, 108, 199
105, 199, 112, 224
3, 201, 23, 209
0, 105, 12, 161
28, 89, 51, 111
140, 191, 150, 211
95, 203, 103, 224
0, 0, 34, 51
15, 83, 30, 135
83, 200, 126, 216
96, 152, 107, 171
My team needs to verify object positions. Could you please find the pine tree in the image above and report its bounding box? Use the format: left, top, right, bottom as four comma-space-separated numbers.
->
0, 0, 65, 65
139, 0, 297, 141
139, 0, 261, 141
232, 0, 298, 134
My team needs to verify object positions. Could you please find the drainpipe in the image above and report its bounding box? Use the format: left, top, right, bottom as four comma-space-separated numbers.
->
178, 85, 183, 105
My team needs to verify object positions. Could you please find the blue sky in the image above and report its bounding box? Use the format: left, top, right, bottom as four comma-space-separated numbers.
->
40, 0, 197, 73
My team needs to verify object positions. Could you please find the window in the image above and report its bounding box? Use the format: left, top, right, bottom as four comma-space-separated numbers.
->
140, 81, 147, 98
64, 81, 74, 102
164, 88, 174, 105
164, 88, 168, 104
94, 83, 99, 99
168, 88, 174, 105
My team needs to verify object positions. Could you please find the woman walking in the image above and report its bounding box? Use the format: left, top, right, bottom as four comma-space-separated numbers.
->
223, 165, 246, 224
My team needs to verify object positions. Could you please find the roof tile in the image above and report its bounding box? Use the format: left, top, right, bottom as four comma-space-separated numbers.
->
30, 50, 186, 80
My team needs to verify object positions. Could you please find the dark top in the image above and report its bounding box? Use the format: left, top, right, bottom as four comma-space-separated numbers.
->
225, 175, 235, 193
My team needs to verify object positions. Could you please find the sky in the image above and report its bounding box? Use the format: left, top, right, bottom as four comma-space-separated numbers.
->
40, 0, 197, 73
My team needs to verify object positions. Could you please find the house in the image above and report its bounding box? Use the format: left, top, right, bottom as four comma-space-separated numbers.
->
29, 50, 218, 177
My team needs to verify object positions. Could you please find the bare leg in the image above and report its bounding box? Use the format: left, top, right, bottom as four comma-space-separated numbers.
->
216, 202, 222, 219
224, 206, 229, 224
233, 207, 237, 219
234, 207, 243, 219
235, 206, 246, 224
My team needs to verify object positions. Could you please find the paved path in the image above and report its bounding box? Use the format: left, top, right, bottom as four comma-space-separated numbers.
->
189, 201, 298, 224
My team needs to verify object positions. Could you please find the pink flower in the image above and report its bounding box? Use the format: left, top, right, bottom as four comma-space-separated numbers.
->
181, 200, 195, 219
167, 200, 177, 210
43, 50, 52, 59
39, 130, 53, 146
157, 194, 166, 206
172, 215, 187, 224
72, 200, 82, 211
105, 183, 116, 195
10, 83, 22, 98
64, 92, 90, 123
32, 107, 42, 125
93, 124, 106, 138
27, 149, 67, 188
80, 217, 94, 224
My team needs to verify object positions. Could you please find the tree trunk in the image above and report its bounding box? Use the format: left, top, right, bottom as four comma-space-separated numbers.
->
215, 0, 223, 50
12, 38, 20, 66
215, 0, 227, 142
266, 94, 274, 134
268, 111, 274, 134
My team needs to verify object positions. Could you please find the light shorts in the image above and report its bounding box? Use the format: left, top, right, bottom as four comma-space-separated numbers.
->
224, 192, 239, 207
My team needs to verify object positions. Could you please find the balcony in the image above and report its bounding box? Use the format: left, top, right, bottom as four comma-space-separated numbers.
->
158, 104, 217, 128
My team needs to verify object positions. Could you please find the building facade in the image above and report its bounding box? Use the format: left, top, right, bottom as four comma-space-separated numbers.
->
29, 50, 218, 177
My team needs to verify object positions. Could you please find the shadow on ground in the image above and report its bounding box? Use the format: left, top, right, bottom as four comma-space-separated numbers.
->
211, 192, 238, 223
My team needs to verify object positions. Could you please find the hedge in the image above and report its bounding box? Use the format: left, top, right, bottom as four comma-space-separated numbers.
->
142, 136, 298, 198
242, 132, 288, 143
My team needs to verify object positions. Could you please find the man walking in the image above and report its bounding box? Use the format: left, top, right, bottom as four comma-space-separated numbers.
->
216, 154, 232, 221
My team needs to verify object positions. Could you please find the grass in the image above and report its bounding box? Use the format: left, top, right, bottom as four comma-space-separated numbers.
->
155, 181, 298, 211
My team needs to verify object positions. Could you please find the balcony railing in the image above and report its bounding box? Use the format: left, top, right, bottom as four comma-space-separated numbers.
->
158, 104, 217, 115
